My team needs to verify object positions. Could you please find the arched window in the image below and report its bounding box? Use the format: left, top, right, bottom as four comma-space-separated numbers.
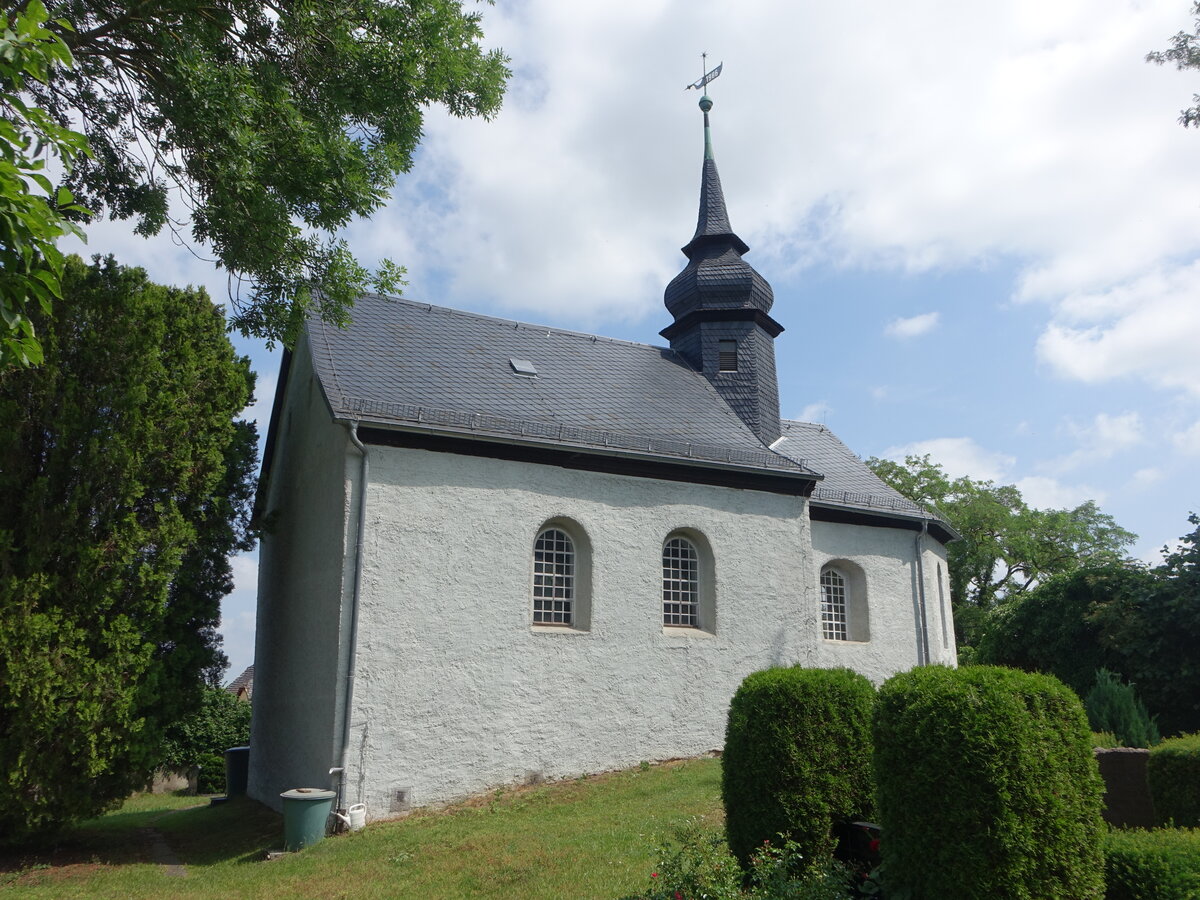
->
533, 527, 574, 625
663, 536, 700, 627
820, 567, 849, 641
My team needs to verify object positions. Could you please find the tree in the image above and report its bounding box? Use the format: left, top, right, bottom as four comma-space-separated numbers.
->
977, 514, 1200, 736
20, 0, 508, 348
0, 255, 256, 843
1148, 2, 1200, 127
0, 0, 90, 367
867, 454, 1136, 647
975, 562, 1156, 696
1084, 669, 1160, 749
160, 685, 252, 792
1125, 513, 1200, 735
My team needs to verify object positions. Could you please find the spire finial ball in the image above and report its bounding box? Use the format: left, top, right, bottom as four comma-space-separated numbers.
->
699, 94, 713, 113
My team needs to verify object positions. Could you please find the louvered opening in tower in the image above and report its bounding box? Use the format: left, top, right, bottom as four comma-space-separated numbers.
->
718, 340, 738, 372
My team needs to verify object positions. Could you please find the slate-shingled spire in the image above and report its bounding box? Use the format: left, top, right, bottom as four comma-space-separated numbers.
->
661, 91, 784, 446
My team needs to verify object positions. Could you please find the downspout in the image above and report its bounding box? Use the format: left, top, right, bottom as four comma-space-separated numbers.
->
914, 519, 931, 665
333, 420, 369, 812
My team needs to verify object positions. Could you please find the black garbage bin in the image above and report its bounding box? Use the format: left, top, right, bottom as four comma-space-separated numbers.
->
224, 745, 250, 796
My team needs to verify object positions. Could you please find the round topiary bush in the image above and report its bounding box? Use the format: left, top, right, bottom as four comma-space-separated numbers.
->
873, 665, 1105, 900
1149, 733, 1200, 827
721, 665, 875, 871
1104, 827, 1200, 900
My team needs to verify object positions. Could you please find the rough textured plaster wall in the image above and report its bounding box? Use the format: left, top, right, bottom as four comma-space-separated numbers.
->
342, 446, 932, 819
248, 340, 351, 811
810, 519, 956, 674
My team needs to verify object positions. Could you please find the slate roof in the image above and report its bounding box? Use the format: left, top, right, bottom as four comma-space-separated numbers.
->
305, 293, 818, 478
292, 292, 951, 537
774, 420, 938, 520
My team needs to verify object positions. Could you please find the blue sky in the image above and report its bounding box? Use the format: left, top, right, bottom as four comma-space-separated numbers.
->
68, 0, 1200, 682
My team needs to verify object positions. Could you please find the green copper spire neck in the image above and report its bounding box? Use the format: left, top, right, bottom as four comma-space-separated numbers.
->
687, 55, 722, 162
700, 94, 714, 160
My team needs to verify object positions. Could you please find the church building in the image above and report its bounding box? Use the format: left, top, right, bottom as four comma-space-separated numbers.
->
247, 89, 957, 820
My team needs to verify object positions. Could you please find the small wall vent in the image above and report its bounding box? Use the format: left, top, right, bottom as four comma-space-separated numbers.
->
390, 786, 412, 813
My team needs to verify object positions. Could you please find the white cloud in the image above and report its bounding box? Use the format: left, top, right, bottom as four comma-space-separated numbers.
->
219, 552, 259, 683
1172, 420, 1200, 456
353, 0, 1200, 339
1036, 263, 1200, 396
885, 312, 940, 339
1015, 475, 1105, 510
69, 0, 1200, 403
1078, 412, 1145, 449
882, 437, 1015, 483
245, 369, 277, 430
795, 402, 832, 423
1131, 467, 1165, 488
1047, 411, 1145, 472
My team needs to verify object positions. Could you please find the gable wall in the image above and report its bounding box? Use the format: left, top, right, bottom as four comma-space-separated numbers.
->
338, 445, 937, 817
248, 341, 353, 809
810, 519, 957, 672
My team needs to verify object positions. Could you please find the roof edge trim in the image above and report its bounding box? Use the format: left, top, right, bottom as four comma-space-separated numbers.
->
339, 418, 823, 488
809, 500, 959, 544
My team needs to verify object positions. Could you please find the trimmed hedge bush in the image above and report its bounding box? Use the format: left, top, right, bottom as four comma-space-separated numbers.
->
722, 666, 875, 871
1104, 828, 1200, 900
197, 752, 227, 794
1149, 733, 1200, 827
873, 665, 1105, 899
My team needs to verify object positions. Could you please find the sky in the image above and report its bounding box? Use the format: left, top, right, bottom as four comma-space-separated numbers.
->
67, 0, 1200, 683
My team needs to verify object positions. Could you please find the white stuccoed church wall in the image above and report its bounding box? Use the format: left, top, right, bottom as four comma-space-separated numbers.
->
335, 445, 952, 819
248, 345, 353, 811
810, 518, 956, 672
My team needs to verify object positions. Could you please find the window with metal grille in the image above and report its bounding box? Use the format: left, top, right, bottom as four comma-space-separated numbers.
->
662, 537, 700, 627
718, 339, 738, 372
533, 528, 574, 624
820, 567, 848, 640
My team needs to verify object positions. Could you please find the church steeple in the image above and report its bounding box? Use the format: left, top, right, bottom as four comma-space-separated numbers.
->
662, 79, 783, 446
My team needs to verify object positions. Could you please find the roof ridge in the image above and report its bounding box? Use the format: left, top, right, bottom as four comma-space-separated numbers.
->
339, 392, 820, 477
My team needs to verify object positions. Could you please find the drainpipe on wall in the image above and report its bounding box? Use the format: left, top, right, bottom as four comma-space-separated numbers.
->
334, 420, 369, 813
914, 519, 931, 665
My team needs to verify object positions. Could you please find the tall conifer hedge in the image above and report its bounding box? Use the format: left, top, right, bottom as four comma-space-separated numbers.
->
873, 665, 1105, 899
722, 665, 875, 870
0, 256, 256, 843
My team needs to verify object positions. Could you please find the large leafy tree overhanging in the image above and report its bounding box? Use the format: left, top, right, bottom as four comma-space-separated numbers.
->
1148, 2, 1200, 126
866, 454, 1136, 647
978, 514, 1200, 736
0, 255, 256, 843
24, 0, 508, 346
0, 0, 90, 367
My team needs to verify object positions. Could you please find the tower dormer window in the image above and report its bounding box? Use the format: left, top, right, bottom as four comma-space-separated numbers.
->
718, 340, 738, 372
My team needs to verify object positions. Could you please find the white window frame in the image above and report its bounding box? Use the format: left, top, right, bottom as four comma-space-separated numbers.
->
533, 527, 575, 625
662, 536, 701, 627
820, 566, 849, 641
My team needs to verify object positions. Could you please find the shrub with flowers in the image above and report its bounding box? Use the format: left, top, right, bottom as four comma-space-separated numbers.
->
630, 820, 854, 900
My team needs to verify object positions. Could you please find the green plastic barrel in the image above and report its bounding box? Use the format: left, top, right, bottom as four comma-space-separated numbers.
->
280, 788, 336, 851
224, 746, 250, 796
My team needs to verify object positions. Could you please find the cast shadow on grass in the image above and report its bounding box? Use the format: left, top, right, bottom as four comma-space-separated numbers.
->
0, 796, 281, 876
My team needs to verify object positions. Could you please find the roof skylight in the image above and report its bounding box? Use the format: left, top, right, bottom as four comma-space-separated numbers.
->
509, 358, 538, 377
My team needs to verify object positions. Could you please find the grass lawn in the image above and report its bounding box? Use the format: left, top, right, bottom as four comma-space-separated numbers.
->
0, 758, 724, 899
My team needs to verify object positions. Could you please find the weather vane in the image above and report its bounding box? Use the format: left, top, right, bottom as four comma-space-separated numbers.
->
686, 52, 723, 92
